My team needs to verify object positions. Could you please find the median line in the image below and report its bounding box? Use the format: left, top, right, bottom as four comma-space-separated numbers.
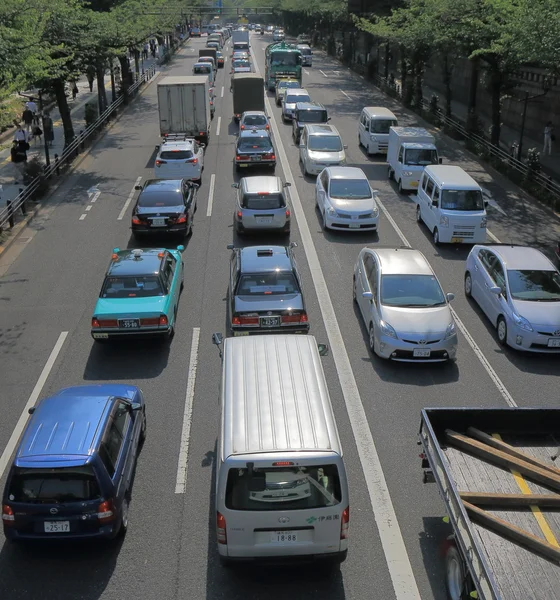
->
118, 176, 142, 221
206, 173, 215, 217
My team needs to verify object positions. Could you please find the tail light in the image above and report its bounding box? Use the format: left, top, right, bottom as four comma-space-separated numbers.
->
140, 317, 160, 326
263, 153, 275, 160
176, 214, 188, 224
92, 318, 118, 328
236, 155, 249, 161
265, 124, 270, 130
2, 504, 15, 524
232, 315, 259, 325
285, 209, 291, 219
281, 312, 308, 324
240, 125, 245, 130
97, 499, 116, 523
188, 158, 198, 165
132, 216, 141, 225
199, 132, 205, 136
217, 512, 227, 544
236, 211, 243, 219
155, 159, 167, 167
159, 315, 169, 326
341, 506, 349, 539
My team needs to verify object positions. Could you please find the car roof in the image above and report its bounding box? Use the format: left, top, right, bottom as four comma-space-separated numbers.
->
238, 128, 271, 138
285, 88, 309, 96
306, 124, 339, 136
160, 140, 194, 150
295, 102, 325, 110
326, 166, 367, 179
15, 385, 140, 465
239, 246, 293, 273
107, 248, 166, 276
297, 44, 311, 49
367, 246, 434, 276
424, 165, 480, 189
242, 176, 283, 194
479, 245, 556, 270
242, 111, 266, 118
362, 106, 397, 119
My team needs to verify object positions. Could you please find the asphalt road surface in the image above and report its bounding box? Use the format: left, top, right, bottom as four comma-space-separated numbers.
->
0, 32, 558, 600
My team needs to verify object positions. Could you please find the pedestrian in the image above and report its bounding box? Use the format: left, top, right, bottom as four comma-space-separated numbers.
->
22, 106, 34, 133
43, 112, 54, 147
10, 141, 28, 184
26, 98, 39, 126
143, 44, 149, 60
86, 66, 95, 92
543, 121, 554, 156
14, 125, 28, 143
32, 122, 43, 145
72, 82, 78, 100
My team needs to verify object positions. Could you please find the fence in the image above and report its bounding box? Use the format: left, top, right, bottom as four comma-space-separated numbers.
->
0, 65, 157, 233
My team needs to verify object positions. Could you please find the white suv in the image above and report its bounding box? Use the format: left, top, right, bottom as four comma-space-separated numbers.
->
154, 137, 205, 184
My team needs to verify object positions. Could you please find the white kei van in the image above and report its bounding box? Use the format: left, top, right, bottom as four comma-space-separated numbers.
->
416, 165, 488, 245
358, 106, 398, 155
213, 334, 349, 566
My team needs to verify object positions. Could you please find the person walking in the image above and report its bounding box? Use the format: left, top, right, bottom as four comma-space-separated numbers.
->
32, 122, 43, 145
72, 82, 79, 100
14, 125, 28, 143
544, 121, 554, 156
10, 140, 28, 184
22, 106, 34, 133
86, 66, 96, 93
26, 98, 39, 126
43, 112, 54, 147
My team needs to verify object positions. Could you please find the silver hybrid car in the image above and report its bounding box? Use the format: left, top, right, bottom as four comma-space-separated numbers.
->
354, 246, 458, 361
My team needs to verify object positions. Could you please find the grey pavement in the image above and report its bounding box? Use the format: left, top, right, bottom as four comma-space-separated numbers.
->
0, 32, 558, 600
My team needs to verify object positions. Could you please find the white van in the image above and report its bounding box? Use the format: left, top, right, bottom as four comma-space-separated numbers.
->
358, 106, 398, 155
213, 334, 349, 566
416, 165, 488, 245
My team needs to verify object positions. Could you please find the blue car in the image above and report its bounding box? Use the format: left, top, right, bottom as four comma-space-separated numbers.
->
2, 384, 146, 541
91, 246, 184, 342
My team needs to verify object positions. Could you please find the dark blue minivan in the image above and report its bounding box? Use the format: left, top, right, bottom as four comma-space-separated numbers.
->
2, 384, 146, 541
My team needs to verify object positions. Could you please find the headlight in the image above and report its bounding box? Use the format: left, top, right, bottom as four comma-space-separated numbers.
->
440, 215, 449, 227
379, 320, 398, 339
372, 205, 379, 216
445, 321, 456, 339
480, 216, 487, 228
327, 206, 337, 216
512, 313, 533, 332
402, 171, 413, 177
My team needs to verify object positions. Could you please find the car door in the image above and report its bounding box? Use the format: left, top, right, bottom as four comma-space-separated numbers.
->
316, 170, 329, 213
194, 141, 204, 172
422, 177, 437, 231
229, 251, 239, 316
470, 248, 489, 304
476, 249, 499, 319
164, 253, 180, 314
300, 129, 307, 167
356, 252, 373, 321
104, 402, 133, 506
183, 181, 195, 218
486, 256, 508, 325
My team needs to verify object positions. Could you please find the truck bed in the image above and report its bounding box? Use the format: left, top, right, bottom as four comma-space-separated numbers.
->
420, 408, 560, 600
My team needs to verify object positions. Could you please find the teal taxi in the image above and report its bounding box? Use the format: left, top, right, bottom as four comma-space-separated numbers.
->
91, 247, 184, 342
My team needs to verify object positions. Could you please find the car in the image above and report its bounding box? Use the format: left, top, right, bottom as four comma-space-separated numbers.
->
240, 110, 269, 131
275, 78, 300, 106
464, 244, 560, 352
154, 137, 205, 183
216, 50, 225, 68
209, 86, 216, 118
131, 179, 198, 238
299, 124, 347, 176
232, 175, 291, 235
297, 34, 311, 45
315, 167, 379, 231
297, 44, 313, 66
91, 246, 184, 341
191, 27, 201, 37
198, 56, 216, 71
281, 88, 310, 122
206, 41, 220, 51
232, 51, 250, 61
2, 384, 146, 542
227, 244, 309, 335
231, 59, 252, 74
291, 101, 329, 143
235, 128, 276, 171
266, 25, 274, 33
354, 246, 458, 361
193, 61, 215, 84
273, 29, 285, 42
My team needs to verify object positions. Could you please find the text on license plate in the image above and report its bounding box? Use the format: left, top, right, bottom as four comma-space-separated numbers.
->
548, 338, 560, 348
413, 349, 431, 358
151, 217, 166, 227
260, 316, 280, 327
119, 319, 140, 328
256, 217, 273, 224
349, 223, 360, 229
451, 237, 464, 243
44, 521, 70, 533
271, 531, 298, 543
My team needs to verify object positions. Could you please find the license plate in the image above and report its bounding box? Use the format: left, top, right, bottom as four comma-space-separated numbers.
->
252, 155, 262, 161
271, 531, 298, 543
237, 164, 248, 168
151, 217, 166, 227
413, 349, 431, 358
119, 319, 140, 328
44, 521, 70, 533
93, 333, 109, 339
451, 237, 464, 243
349, 223, 360, 229
233, 331, 249, 336
256, 217, 273, 224
260, 316, 280, 327
410, 181, 418, 187
548, 338, 560, 348
379, 148, 388, 153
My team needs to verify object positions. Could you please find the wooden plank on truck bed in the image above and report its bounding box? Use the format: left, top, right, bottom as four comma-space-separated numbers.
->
459, 492, 560, 508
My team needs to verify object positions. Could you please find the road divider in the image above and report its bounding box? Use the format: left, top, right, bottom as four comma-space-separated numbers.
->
118, 176, 142, 221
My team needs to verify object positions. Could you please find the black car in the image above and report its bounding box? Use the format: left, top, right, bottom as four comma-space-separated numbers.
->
292, 102, 329, 144
131, 179, 198, 238
235, 128, 276, 172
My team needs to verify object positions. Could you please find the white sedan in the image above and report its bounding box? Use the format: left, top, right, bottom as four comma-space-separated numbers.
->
155, 137, 205, 184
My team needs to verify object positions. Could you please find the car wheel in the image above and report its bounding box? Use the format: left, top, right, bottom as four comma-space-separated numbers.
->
358, 135, 362, 147
445, 545, 467, 600
398, 179, 404, 194
497, 316, 508, 346
388, 167, 393, 180
139, 410, 147, 445
352, 276, 357, 303
188, 216, 194, 237
368, 324, 376, 354
118, 497, 129, 538
180, 266, 185, 291
219, 555, 233, 568
416, 205, 422, 223
464, 272, 472, 298
366, 144, 371, 156
276, 99, 280, 107
433, 227, 440, 246
321, 208, 328, 230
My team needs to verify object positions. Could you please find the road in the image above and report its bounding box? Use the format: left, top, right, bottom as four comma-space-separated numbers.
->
0, 32, 558, 600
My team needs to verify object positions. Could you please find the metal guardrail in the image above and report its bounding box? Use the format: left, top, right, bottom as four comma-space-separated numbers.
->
0, 65, 157, 232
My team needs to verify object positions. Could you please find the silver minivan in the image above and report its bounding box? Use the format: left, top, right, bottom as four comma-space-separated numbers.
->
300, 124, 346, 176
213, 334, 349, 565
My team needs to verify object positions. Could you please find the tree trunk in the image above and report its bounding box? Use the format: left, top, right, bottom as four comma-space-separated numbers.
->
413, 56, 424, 109
53, 79, 74, 147
96, 63, 108, 114
384, 44, 389, 79
467, 57, 479, 114
489, 65, 502, 146
442, 54, 453, 117
110, 61, 116, 104
118, 55, 132, 101
134, 49, 140, 76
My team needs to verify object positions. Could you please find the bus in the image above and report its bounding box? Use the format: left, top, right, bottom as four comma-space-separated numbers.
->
264, 42, 302, 91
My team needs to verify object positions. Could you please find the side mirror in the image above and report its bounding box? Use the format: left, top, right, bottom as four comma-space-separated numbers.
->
212, 332, 223, 346
343, 145, 348, 149
284, 182, 291, 187
231, 183, 239, 188
199, 143, 206, 149
484, 201, 489, 208
299, 143, 304, 148
327, 117, 331, 122
317, 343, 329, 356
446, 292, 455, 302
155, 145, 160, 150
372, 189, 379, 194
438, 157, 443, 164
362, 291, 373, 300
489, 285, 502, 296
290, 241, 298, 248
131, 403, 143, 412
177, 245, 185, 252
432, 200, 439, 208
227, 243, 234, 250
134, 185, 142, 190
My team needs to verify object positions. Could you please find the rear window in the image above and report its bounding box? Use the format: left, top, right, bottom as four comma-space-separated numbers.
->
159, 150, 193, 160
236, 272, 299, 295
297, 110, 327, 123
242, 193, 285, 209
102, 275, 164, 298
138, 191, 183, 207
225, 465, 342, 511
8, 466, 101, 503
300, 48, 312, 56
194, 65, 211, 74
286, 93, 310, 104
238, 136, 272, 151
243, 115, 268, 127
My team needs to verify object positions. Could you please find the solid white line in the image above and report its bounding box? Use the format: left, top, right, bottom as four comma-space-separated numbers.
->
79, 213, 87, 220
340, 89, 352, 100
220, 86, 224, 98
175, 327, 201, 494
90, 191, 101, 203
375, 197, 516, 407
488, 229, 501, 243
304, 69, 310, 75
320, 69, 328, 77
254, 52, 421, 600
0, 332, 69, 478
206, 173, 215, 217
118, 176, 142, 221
85, 205, 92, 211
216, 116, 221, 136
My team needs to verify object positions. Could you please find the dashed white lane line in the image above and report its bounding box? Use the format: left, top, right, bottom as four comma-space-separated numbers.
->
118, 176, 142, 220
216, 116, 221, 136
0, 332, 69, 479
79, 214, 87, 220
304, 69, 310, 75
206, 173, 215, 217
175, 327, 201, 494
221, 86, 224, 98
85, 205, 92, 211
90, 191, 100, 203
340, 89, 352, 100
320, 69, 328, 77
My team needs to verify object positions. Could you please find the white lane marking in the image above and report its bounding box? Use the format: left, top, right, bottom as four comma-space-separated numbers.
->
87, 184, 99, 199
225, 55, 228, 64
85, 205, 92, 212
320, 69, 328, 77
333, 70, 340, 75
340, 89, 352, 100
488, 229, 501, 243
79, 213, 87, 220
376, 194, 516, 407
175, 327, 201, 494
221, 86, 224, 98
304, 69, 310, 75
118, 176, 142, 220
0, 332, 69, 479
90, 191, 101, 203
206, 173, 215, 217
254, 52, 421, 600
216, 116, 221, 136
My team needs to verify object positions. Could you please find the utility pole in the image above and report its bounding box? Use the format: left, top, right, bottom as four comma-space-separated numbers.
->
38, 90, 50, 167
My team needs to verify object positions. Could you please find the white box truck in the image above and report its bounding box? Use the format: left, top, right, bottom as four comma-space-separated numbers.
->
387, 127, 440, 193
157, 76, 211, 145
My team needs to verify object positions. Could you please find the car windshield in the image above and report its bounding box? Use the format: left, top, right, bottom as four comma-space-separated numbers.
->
381, 274, 446, 307
233, 60, 250, 68
238, 137, 272, 151
278, 81, 298, 91
102, 275, 164, 298
243, 115, 267, 127
242, 193, 285, 210
9, 466, 101, 503
441, 189, 484, 211
236, 272, 299, 295
138, 191, 183, 207
329, 178, 371, 199
299, 47, 312, 55
160, 150, 193, 160
309, 136, 342, 152
286, 93, 310, 104
370, 119, 397, 134
297, 110, 327, 123
271, 51, 298, 66
507, 269, 560, 301
405, 148, 438, 166
225, 465, 341, 511
194, 66, 211, 74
